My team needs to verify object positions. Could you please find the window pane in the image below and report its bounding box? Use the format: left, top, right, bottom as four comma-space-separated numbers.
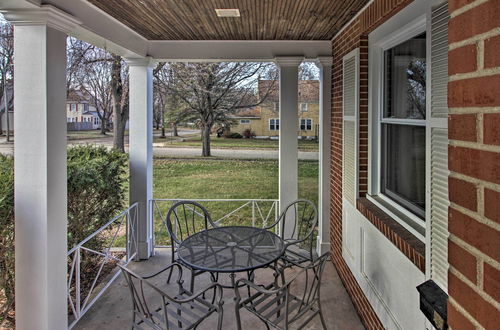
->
382, 124, 426, 217
384, 33, 426, 120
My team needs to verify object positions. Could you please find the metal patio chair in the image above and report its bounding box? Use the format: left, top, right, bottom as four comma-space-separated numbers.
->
233, 252, 330, 330
119, 262, 224, 330
265, 199, 319, 268
164, 200, 218, 293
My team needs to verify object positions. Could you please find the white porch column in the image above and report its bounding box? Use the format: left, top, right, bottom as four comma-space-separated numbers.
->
275, 57, 302, 236
316, 57, 333, 254
127, 57, 154, 260
3, 6, 79, 330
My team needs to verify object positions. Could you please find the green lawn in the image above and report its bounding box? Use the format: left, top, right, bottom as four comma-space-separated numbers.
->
156, 135, 319, 151
67, 130, 110, 140
151, 158, 318, 245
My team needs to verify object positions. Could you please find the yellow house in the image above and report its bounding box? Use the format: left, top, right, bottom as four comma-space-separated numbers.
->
229, 80, 319, 138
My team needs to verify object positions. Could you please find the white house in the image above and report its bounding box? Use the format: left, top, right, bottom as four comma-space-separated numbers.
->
66, 89, 101, 130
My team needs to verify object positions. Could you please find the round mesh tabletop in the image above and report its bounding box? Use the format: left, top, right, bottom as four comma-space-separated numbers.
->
177, 226, 285, 273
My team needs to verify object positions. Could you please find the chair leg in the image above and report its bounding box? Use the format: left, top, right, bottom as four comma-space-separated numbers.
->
190, 270, 195, 294
166, 266, 174, 284
317, 300, 328, 330
217, 306, 224, 330
234, 299, 242, 330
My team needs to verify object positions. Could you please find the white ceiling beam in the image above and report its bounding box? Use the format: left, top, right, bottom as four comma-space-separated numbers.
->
148, 40, 331, 62
2, 0, 332, 61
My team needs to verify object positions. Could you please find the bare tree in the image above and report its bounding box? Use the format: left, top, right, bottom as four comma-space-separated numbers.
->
169, 62, 276, 157
110, 55, 129, 152
153, 62, 168, 136
75, 47, 114, 135
66, 37, 93, 96
0, 20, 13, 141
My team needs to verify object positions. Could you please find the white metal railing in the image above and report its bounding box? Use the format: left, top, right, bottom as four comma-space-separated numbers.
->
67, 203, 138, 329
150, 199, 279, 247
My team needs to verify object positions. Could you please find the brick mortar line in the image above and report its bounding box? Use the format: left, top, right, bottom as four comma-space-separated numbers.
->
449, 67, 500, 81
450, 202, 500, 231
449, 106, 500, 113
477, 113, 484, 144
477, 40, 484, 71
449, 172, 500, 193
478, 180, 485, 216
448, 297, 484, 329
477, 259, 484, 290
449, 235, 500, 269
449, 0, 490, 18
449, 139, 500, 153
449, 28, 500, 50
449, 267, 500, 309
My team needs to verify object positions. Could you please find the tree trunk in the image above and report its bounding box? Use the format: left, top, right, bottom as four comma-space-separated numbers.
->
201, 125, 211, 157
5, 109, 10, 142
155, 121, 160, 130
173, 123, 178, 137
110, 55, 128, 152
113, 113, 127, 152
99, 119, 107, 135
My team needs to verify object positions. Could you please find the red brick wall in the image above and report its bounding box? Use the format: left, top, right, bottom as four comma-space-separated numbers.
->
447, 0, 500, 329
329, 1, 412, 329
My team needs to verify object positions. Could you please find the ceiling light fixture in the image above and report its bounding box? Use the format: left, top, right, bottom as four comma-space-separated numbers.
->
215, 9, 241, 17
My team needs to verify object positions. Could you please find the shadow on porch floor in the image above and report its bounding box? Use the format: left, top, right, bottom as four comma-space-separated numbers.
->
74, 249, 365, 330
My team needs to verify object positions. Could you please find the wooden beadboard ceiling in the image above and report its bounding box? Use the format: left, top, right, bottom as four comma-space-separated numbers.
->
86, 0, 369, 40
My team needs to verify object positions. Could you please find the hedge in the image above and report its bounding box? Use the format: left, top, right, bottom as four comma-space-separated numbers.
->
0, 145, 128, 326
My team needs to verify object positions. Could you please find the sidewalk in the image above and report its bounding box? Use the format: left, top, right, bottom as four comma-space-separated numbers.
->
0, 138, 318, 160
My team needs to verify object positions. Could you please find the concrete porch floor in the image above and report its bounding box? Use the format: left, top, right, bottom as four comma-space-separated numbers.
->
74, 249, 365, 330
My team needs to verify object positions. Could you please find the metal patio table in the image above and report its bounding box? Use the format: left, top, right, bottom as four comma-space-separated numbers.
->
177, 225, 285, 288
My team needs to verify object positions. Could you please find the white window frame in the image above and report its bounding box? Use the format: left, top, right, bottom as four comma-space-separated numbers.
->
300, 103, 308, 112
368, 4, 428, 241
269, 118, 279, 131
240, 119, 250, 124
300, 118, 312, 131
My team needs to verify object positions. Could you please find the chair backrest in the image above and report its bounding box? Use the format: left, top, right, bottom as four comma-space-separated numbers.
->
286, 252, 329, 316
279, 199, 318, 258
235, 252, 330, 329
164, 200, 215, 245
118, 263, 183, 327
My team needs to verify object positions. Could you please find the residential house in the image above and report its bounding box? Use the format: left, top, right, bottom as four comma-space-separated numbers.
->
66, 89, 101, 130
229, 80, 320, 138
227, 106, 261, 135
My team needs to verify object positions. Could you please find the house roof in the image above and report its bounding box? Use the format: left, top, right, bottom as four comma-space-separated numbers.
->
258, 80, 319, 103
230, 106, 261, 119
0, 83, 13, 113
86, 0, 370, 40
67, 89, 91, 103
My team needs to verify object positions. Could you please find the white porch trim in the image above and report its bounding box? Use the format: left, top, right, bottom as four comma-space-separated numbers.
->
316, 56, 333, 255
275, 56, 302, 237
127, 57, 155, 260
5, 6, 79, 330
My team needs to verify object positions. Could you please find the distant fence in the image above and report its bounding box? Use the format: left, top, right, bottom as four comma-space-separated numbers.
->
67, 122, 93, 131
